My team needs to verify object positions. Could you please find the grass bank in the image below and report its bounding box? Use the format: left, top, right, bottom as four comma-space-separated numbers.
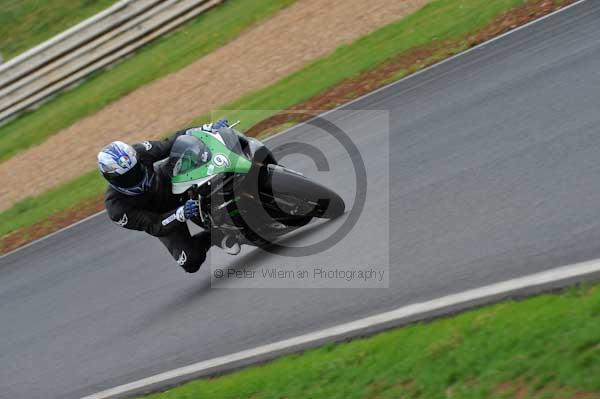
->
0, 0, 118, 60
210, 0, 528, 129
0, 0, 574, 253
139, 283, 600, 399
0, 170, 104, 239
0, 0, 296, 162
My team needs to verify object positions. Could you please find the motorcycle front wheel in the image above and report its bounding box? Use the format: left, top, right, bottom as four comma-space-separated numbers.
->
262, 165, 345, 220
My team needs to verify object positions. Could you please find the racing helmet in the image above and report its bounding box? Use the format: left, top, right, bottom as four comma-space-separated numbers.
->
97, 141, 149, 195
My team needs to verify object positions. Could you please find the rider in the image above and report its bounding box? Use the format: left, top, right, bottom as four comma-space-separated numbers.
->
97, 119, 238, 273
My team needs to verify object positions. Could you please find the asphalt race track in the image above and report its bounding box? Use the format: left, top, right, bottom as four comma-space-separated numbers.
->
2, 1, 600, 398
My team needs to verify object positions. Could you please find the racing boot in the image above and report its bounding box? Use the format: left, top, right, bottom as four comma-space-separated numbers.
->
220, 234, 241, 255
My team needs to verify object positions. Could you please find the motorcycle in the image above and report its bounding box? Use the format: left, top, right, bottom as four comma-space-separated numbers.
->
166, 123, 345, 250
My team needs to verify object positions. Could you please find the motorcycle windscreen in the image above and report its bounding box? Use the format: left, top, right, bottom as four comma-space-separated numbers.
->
169, 135, 212, 177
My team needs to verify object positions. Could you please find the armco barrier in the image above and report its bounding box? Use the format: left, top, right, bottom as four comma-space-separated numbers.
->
0, 0, 223, 124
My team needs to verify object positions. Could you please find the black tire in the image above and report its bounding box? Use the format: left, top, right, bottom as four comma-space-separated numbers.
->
281, 215, 313, 227
264, 165, 345, 219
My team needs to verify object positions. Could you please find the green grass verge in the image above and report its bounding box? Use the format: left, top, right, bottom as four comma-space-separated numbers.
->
0, 0, 296, 162
0, 0, 118, 60
139, 283, 600, 399
0, 170, 104, 238
0, 0, 564, 240
208, 0, 530, 129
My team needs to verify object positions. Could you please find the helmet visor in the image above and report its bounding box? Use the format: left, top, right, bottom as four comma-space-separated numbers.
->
106, 162, 145, 189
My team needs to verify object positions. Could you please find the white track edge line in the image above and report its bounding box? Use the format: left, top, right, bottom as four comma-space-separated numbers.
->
82, 258, 600, 399
1, 0, 587, 260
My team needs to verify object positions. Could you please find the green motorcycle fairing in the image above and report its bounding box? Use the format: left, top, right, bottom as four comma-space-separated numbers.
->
171, 130, 252, 194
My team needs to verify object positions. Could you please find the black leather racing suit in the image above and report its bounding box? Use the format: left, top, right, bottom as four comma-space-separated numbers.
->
104, 128, 213, 273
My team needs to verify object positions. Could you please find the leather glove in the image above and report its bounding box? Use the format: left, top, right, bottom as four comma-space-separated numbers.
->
212, 119, 229, 130
176, 200, 200, 222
